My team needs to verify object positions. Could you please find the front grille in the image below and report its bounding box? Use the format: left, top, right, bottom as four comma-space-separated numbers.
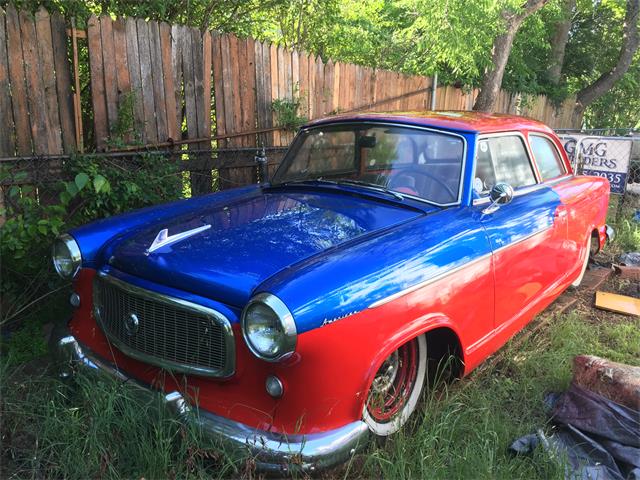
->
93, 274, 235, 377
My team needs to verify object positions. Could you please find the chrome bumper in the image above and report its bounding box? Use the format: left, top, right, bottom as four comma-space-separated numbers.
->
54, 333, 370, 473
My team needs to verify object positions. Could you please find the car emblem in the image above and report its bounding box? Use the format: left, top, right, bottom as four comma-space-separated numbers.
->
125, 313, 139, 335
146, 224, 212, 254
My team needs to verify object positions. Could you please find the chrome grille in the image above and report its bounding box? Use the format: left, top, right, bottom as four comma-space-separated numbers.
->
93, 274, 235, 377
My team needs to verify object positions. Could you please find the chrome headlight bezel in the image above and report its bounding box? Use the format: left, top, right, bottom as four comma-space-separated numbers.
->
52, 234, 82, 279
241, 293, 296, 362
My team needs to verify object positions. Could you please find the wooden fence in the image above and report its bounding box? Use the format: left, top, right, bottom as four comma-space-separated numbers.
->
0, 6, 75, 157
1, 6, 581, 192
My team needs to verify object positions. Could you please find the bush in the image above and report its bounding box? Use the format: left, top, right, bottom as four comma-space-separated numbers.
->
0, 152, 182, 332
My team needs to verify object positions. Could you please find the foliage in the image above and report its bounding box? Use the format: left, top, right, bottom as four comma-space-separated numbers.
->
0, 153, 182, 328
271, 94, 308, 130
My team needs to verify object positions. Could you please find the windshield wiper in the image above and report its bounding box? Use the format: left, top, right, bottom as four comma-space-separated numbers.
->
337, 179, 405, 201
276, 178, 338, 187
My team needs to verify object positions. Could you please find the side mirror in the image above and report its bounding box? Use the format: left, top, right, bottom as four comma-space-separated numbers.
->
483, 182, 514, 214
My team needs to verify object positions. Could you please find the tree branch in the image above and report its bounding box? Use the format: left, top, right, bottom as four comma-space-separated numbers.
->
574, 0, 639, 113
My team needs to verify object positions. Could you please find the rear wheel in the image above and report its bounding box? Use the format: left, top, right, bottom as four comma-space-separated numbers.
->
363, 336, 427, 436
572, 235, 592, 287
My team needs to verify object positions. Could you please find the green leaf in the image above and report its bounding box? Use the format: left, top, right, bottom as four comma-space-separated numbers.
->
93, 174, 109, 193
65, 181, 78, 196
75, 172, 90, 191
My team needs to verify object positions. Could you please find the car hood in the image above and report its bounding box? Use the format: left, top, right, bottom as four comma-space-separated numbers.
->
108, 189, 423, 306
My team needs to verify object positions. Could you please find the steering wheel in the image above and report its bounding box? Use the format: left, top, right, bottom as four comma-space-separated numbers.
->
388, 168, 457, 202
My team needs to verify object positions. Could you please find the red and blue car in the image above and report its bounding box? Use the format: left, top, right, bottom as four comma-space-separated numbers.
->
53, 111, 612, 472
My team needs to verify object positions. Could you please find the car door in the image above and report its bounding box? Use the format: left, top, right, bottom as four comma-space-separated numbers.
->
472, 133, 567, 333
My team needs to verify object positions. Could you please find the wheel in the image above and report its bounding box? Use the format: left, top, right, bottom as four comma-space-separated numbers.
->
363, 335, 427, 436
571, 235, 591, 287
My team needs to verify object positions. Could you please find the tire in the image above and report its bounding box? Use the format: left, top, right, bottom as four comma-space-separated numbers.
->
572, 235, 591, 287
363, 335, 427, 436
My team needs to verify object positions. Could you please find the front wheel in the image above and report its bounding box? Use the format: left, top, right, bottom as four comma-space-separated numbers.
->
363, 335, 427, 436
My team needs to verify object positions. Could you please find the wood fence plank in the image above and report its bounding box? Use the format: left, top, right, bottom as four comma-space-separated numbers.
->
112, 18, 132, 143
50, 12, 75, 152
159, 22, 179, 142
99, 15, 118, 137
35, 7, 63, 154
261, 41, 273, 146
211, 33, 226, 146
149, 21, 168, 142
323, 59, 334, 116
170, 24, 184, 137
220, 34, 235, 145
243, 37, 256, 147
136, 19, 157, 143
87, 14, 107, 149
236, 36, 248, 146
314, 56, 324, 118
254, 40, 267, 146
191, 28, 205, 135
181, 26, 197, 140
202, 30, 212, 141
0, 8, 16, 156
125, 18, 144, 137
304, 53, 313, 119
228, 34, 242, 146
19, 10, 47, 155
282, 46, 293, 144
269, 44, 281, 146
332, 61, 341, 113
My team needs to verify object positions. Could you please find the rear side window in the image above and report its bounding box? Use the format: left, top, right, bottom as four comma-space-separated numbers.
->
530, 135, 566, 180
474, 136, 537, 195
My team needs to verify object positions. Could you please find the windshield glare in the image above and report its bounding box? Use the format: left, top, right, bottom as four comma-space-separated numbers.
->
272, 124, 465, 205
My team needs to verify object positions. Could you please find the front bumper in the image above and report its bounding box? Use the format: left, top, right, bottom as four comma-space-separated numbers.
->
54, 333, 370, 473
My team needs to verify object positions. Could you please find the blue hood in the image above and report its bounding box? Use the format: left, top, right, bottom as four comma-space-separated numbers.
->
107, 189, 423, 306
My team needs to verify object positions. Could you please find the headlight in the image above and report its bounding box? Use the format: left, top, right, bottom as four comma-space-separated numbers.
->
242, 293, 296, 362
52, 234, 82, 279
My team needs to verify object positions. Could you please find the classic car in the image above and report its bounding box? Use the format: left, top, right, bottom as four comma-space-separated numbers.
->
53, 111, 612, 473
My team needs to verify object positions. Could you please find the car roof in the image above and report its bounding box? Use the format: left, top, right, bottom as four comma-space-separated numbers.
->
306, 110, 556, 135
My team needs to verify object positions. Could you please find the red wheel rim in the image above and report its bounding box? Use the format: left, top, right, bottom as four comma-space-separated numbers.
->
366, 339, 419, 423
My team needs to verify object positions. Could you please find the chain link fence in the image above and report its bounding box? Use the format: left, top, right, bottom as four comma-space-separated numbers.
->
555, 130, 639, 220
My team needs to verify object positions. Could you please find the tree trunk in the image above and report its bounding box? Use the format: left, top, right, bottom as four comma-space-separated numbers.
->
547, 0, 576, 85
573, 0, 640, 122
474, 0, 550, 112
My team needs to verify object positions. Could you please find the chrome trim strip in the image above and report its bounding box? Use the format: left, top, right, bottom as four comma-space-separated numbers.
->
528, 132, 569, 176
275, 120, 468, 208
55, 334, 370, 473
368, 252, 492, 309
93, 272, 236, 378
472, 132, 541, 202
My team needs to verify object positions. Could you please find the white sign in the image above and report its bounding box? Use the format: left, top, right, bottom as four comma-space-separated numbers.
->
558, 135, 632, 195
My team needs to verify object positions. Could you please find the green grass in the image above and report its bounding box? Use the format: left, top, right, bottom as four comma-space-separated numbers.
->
2, 310, 638, 479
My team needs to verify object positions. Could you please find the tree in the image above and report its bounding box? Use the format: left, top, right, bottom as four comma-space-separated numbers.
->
572, 0, 639, 123
546, 0, 576, 85
473, 0, 550, 112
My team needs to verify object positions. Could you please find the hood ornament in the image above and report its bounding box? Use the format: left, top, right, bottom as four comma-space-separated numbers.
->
146, 224, 211, 254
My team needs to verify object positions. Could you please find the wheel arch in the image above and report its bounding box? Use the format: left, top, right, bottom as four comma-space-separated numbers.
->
359, 315, 465, 411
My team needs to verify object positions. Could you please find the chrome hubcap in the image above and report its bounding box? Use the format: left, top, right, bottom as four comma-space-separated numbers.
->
371, 350, 399, 394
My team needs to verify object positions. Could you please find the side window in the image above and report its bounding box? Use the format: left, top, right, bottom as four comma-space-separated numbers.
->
474, 135, 537, 196
530, 135, 566, 180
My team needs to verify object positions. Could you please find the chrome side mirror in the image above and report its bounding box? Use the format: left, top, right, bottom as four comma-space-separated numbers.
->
482, 182, 514, 214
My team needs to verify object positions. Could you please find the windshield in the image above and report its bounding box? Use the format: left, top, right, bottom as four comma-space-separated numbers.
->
272, 124, 465, 205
